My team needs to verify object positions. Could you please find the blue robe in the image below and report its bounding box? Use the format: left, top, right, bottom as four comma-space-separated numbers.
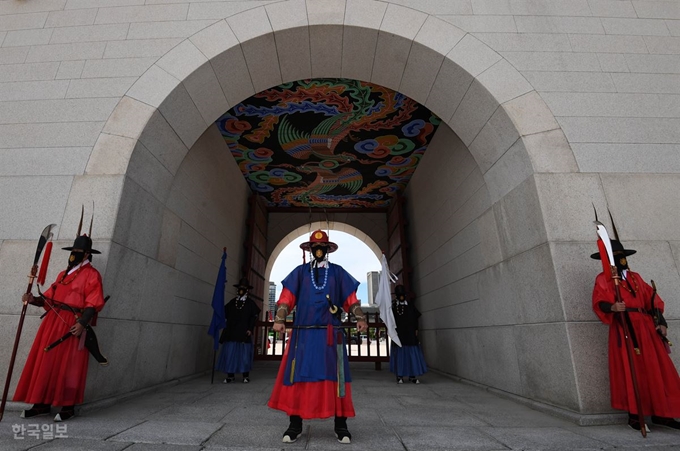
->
281, 263, 359, 385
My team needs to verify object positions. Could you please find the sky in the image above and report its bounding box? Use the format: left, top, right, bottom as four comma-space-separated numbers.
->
269, 230, 382, 305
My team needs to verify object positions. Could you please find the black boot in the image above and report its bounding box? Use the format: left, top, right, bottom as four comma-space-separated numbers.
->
283, 415, 303, 443
223, 373, 235, 384
243, 372, 250, 383
20, 403, 50, 419
54, 405, 75, 422
334, 416, 352, 444
652, 416, 680, 430
628, 413, 650, 432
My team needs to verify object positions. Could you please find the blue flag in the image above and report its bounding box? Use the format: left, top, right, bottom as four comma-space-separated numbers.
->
208, 249, 227, 350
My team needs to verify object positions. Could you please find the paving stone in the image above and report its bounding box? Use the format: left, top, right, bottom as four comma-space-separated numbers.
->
109, 420, 222, 446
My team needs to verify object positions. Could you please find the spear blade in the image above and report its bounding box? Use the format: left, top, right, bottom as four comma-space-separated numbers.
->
594, 221, 615, 269
33, 224, 56, 266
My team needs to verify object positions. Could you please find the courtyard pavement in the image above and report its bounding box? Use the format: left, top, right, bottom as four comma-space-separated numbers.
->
1, 361, 679, 450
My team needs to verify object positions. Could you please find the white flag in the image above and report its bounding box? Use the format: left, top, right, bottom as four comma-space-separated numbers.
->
375, 254, 401, 347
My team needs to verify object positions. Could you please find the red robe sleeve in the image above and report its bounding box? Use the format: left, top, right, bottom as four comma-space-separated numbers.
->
83, 268, 105, 312
592, 272, 615, 325
277, 287, 296, 310
343, 292, 359, 313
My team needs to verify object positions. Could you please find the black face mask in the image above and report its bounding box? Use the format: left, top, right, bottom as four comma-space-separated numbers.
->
68, 251, 85, 269
312, 246, 327, 263
615, 255, 629, 274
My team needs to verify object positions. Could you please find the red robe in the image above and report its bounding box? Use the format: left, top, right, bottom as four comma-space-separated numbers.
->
592, 271, 680, 417
14, 263, 105, 406
268, 287, 358, 419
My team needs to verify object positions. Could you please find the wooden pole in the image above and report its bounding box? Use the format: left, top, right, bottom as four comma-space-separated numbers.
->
612, 271, 647, 438
0, 265, 37, 421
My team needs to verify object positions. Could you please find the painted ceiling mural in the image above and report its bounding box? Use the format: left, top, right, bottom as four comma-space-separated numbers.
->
216, 78, 440, 208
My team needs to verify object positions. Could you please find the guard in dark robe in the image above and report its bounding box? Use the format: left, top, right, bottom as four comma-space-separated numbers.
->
592, 239, 680, 431
216, 277, 260, 383
390, 284, 427, 384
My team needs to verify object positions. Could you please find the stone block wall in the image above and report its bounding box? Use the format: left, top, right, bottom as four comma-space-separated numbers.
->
1, 0, 679, 417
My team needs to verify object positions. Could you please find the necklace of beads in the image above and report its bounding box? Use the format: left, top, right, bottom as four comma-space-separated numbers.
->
59, 265, 84, 285
310, 262, 329, 290
620, 273, 638, 295
395, 301, 406, 316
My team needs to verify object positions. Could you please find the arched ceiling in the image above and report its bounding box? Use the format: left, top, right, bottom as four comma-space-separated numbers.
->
216, 78, 440, 209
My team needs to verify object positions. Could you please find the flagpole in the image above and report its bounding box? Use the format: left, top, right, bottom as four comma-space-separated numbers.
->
211, 350, 217, 385
208, 247, 227, 385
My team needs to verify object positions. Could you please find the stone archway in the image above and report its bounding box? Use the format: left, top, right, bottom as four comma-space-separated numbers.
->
72, 0, 597, 418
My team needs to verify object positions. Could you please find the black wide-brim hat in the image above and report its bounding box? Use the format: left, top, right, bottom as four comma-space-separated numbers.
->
233, 277, 253, 289
590, 239, 636, 260
395, 284, 406, 296
62, 235, 101, 254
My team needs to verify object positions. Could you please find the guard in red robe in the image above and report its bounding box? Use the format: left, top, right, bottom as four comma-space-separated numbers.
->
592, 239, 680, 431
14, 234, 106, 422
268, 230, 368, 444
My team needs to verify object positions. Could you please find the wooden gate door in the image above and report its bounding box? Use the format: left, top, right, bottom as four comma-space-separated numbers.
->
242, 194, 271, 358
387, 194, 412, 296
242, 194, 268, 314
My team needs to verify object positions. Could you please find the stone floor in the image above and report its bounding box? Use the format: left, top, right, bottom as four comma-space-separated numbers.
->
1, 361, 679, 450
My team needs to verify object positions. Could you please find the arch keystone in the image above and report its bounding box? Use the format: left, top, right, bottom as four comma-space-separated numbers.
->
400, 16, 466, 104
267, 0, 308, 30
307, 0, 345, 25
342, 0, 386, 81
372, 4, 428, 91
267, 0, 311, 82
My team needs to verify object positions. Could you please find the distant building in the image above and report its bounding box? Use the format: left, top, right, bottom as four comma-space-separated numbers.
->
268, 282, 277, 319
366, 271, 380, 306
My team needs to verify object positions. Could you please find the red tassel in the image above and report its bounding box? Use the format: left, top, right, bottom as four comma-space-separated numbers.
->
327, 324, 333, 346
37, 241, 53, 285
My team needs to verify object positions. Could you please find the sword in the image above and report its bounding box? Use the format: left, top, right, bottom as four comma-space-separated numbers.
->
650, 280, 673, 351
325, 295, 346, 397
44, 296, 110, 366
326, 294, 342, 321
0, 224, 56, 421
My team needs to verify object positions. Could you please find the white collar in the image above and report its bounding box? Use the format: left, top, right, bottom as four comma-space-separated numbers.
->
237, 294, 248, 301
312, 260, 328, 268
67, 260, 90, 275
